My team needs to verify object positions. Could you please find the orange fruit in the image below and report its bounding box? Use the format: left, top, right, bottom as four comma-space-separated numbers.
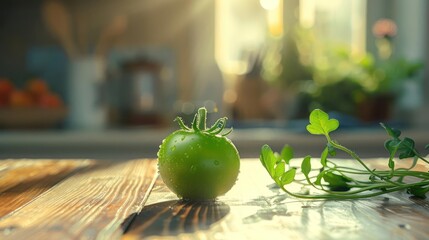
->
0, 78, 14, 98
26, 78, 49, 97
9, 90, 34, 107
38, 92, 63, 108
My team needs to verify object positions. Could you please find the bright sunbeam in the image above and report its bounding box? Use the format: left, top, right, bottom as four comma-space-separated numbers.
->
259, 0, 280, 10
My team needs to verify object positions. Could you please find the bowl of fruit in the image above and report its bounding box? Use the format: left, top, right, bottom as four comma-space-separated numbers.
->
0, 77, 67, 129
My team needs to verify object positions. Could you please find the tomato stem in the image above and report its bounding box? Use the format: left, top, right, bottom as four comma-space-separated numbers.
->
178, 107, 233, 136
192, 107, 207, 131
207, 117, 226, 133
174, 117, 190, 131
197, 107, 207, 131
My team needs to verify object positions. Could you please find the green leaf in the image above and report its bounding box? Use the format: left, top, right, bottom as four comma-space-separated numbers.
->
301, 156, 312, 176
320, 147, 328, 167
425, 144, 429, 150
306, 109, 339, 136
260, 145, 276, 176
384, 140, 396, 159
380, 123, 401, 139
323, 172, 351, 191
273, 152, 282, 163
384, 139, 398, 151
399, 138, 416, 159
407, 186, 429, 199
314, 170, 325, 186
274, 161, 286, 179
281, 145, 294, 164
385, 138, 416, 159
280, 168, 296, 185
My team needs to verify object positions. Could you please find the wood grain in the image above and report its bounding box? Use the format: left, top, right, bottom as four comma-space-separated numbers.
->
1, 158, 429, 240
0, 159, 92, 217
123, 159, 429, 240
0, 159, 158, 240
0, 160, 89, 193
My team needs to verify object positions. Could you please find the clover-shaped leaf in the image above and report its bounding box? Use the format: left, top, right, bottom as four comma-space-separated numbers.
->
384, 137, 416, 159
306, 109, 339, 136
398, 138, 416, 159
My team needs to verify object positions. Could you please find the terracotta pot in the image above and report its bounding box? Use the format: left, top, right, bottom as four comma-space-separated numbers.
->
357, 94, 395, 122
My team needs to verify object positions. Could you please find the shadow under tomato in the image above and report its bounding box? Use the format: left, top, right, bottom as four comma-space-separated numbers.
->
122, 199, 230, 238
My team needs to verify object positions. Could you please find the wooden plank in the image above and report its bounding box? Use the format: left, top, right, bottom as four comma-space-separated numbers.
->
0, 160, 89, 193
0, 159, 158, 240
123, 159, 429, 240
0, 159, 92, 217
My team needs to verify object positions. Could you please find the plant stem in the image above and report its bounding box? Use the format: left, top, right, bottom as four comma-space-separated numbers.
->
329, 140, 404, 186
281, 179, 429, 200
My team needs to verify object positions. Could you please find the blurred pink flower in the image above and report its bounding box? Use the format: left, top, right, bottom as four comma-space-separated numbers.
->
372, 19, 397, 38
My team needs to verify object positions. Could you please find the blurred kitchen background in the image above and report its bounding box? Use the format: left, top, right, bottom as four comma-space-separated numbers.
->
0, 0, 428, 159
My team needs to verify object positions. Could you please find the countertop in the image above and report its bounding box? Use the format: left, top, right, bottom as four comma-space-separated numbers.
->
1, 158, 429, 239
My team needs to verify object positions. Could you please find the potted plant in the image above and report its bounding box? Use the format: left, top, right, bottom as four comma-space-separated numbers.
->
292, 22, 423, 123
355, 19, 424, 122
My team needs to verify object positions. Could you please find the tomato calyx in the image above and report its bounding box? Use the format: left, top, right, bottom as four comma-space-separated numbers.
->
174, 107, 232, 136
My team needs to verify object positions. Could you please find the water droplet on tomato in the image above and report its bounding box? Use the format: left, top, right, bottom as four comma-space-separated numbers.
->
190, 165, 196, 172
214, 160, 220, 166
170, 146, 176, 151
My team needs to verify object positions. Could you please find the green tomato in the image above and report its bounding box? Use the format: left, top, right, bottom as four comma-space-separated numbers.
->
157, 107, 240, 200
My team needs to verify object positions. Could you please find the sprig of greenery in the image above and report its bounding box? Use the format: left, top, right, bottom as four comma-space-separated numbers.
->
260, 109, 429, 199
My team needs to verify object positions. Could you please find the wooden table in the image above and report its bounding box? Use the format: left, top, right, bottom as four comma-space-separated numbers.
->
1, 158, 429, 240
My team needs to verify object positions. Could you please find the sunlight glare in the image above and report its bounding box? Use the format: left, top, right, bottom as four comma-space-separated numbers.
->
259, 0, 280, 10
